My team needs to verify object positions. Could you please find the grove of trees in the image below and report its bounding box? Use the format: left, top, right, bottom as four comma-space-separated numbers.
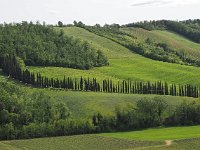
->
1, 20, 200, 141
92, 97, 200, 132
1, 82, 200, 140
124, 19, 200, 43
0, 81, 96, 140
0, 22, 108, 70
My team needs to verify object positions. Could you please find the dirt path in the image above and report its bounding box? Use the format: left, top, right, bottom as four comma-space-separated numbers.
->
165, 140, 173, 146
133, 140, 174, 150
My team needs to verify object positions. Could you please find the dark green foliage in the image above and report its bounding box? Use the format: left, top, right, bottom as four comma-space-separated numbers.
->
1, 54, 199, 98
75, 22, 200, 67
96, 50, 109, 67
124, 19, 200, 43
165, 101, 200, 126
92, 97, 168, 131
166, 21, 200, 43
92, 98, 200, 133
0, 81, 95, 140
0, 70, 199, 140
0, 22, 108, 70
123, 20, 167, 30
58, 21, 63, 27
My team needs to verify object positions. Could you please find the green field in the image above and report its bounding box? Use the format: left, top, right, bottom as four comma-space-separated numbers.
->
29, 26, 200, 88
1, 26, 200, 150
55, 27, 133, 59
2, 126, 200, 150
150, 138, 200, 150
2, 26, 200, 121
101, 126, 200, 141
1, 70, 197, 119
121, 28, 200, 60
0, 135, 163, 150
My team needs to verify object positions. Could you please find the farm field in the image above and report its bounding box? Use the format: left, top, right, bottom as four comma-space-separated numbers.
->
121, 28, 200, 60
150, 138, 200, 150
29, 26, 200, 87
1, 71, 196, 119
0, 135, 163, 150
55, 27, 133, 59
1, 126, 200, 150
1, 21, 200, 150
101, 126, 200, 141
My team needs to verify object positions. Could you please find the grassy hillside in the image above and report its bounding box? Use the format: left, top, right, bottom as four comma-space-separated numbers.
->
150, 138, 200, 150
55, 27, 133, 59
2, 126, 200, 150
0, 135, 163, 150
29, 26, 200, 88
121, 28, 200, 60
1, 25, 200, 149
0, 71, 197, 120
101, 126, 200, 141
0, 23, 108, 69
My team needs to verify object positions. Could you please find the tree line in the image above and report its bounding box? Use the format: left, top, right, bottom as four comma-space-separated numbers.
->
72, 21, 200, 67
0, 22, 108, 70
0, 81, 95, 140
1, 82, 200, 140
1, 54, 199, 98
92, 97, 200, 132
123, 20, 200, 43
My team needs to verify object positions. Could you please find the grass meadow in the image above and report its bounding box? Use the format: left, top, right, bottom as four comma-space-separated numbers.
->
121, 28, 200, 60
1, 27, 200, 150
101, 126, 200, 141
0, 70, 197, 119
2, 126, 200, 150
29, 27, 200, 88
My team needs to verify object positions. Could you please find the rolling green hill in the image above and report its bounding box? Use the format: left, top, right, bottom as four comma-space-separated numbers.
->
29, 26, 200, 88
1, 21, 200, 149
0, 71, 196, 120
54, 27, 133, 59
121, 28, 200, 60
0, 23, 108, 70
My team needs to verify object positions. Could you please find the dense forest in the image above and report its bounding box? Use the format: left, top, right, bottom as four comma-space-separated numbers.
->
73, 21, 200, 67
124, 19, 200, 43
0, 22, 108, 70
0, 81, 94, 140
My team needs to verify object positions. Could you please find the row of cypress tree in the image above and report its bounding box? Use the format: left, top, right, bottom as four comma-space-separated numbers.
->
0, 54, 199, 98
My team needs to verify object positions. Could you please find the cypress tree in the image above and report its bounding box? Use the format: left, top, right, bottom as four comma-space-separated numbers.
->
80, 76, 83, 91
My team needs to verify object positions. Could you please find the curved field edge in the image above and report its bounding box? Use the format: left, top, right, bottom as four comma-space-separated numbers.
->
0, 71, 198, 119
54, 26, 134, 59
100, 125, 200, 141
121, 28, 200, 60
49, 27, 200, 87
147, 138, 200, 150
0, 135, 163, 150
1, 129, 200, 150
